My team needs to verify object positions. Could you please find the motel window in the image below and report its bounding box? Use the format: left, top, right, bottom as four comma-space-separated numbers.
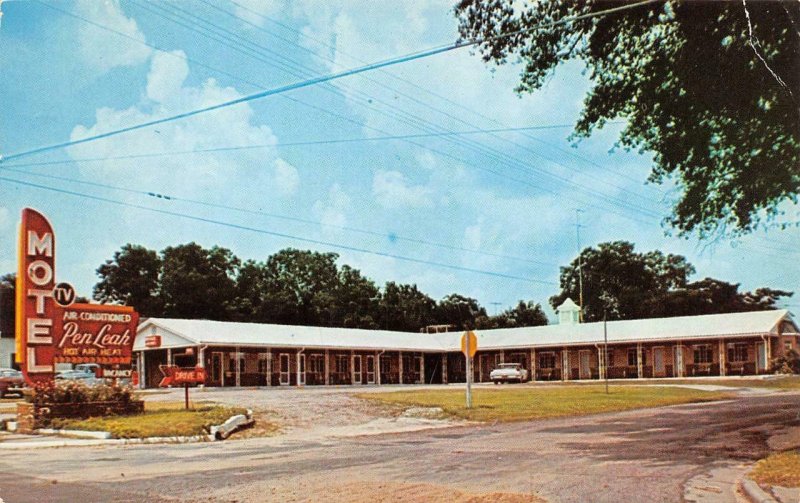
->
785, 341, 793, 352
728, 344, 748, 362
627, 348, 647, 366
228, 354, 245, 373
335, 355, 348, 374
507, 353, 527, 368
693, 345, 713, 364
257, 354, 269, 374
538, 352, 556, 369
309, 355, 324, 373
380, 355, 392, 373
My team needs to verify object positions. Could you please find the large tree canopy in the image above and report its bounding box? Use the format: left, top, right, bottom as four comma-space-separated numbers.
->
93, 244, 163, 317
456, 0, 800, 237
550, 240, 792, 320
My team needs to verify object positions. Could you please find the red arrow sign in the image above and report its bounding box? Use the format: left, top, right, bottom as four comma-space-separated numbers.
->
158, 365, 206, 387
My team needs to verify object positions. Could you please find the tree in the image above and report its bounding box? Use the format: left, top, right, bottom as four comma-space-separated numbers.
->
436, 294, 487, 330
160, 243, 240, 320
261, 249, 341, 326
551, 241, 792, 320
93, 244, 163, 317
456, 1, 800, 237
551, 241, 693, 321
476, 300, 549, 329
380, 282, 437, 331
334, 265, 380, 329
0, 273, 15, 341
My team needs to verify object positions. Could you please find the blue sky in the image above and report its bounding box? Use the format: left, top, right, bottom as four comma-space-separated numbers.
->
1, 0, 798, 319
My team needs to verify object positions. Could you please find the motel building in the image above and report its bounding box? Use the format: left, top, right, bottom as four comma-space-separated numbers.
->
132, 299, 799, 389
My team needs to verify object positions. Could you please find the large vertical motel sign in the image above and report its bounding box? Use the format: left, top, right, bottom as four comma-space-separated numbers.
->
15, 208, 139, 385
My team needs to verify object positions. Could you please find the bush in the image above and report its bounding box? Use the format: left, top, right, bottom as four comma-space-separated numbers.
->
29, 380, 134, 406
770, 349, 800, 375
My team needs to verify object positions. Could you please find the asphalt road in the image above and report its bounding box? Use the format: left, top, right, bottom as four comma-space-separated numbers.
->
0, 391, 797, 502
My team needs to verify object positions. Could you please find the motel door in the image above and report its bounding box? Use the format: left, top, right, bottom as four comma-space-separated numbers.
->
653, 348, 665, 376
297, 353, 306, 386
279, 354, 291, 385
352, 355, 362, 384
366, 355, 376, 384
756, 343, 767, 373
579, 351, 591, 379
211, 352, 223, 386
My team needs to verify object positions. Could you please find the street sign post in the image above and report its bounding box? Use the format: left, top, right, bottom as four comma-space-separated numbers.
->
461, 331, 478, 408
159, 365, 206, 409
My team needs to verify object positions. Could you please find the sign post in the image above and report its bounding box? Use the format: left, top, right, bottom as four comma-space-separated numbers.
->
158, 365, 206, 409
461, 331, 478, 409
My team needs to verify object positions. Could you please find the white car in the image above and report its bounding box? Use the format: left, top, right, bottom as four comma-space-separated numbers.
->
490, 363, 528, 384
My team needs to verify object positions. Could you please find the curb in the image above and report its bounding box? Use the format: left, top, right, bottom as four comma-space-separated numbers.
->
739, 478, 778, 503
0, 434, 213, 449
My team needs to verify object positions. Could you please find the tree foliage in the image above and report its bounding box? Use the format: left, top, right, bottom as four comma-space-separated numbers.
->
551, 240, 792, 320
92, 245, 548, 331
94, 244, 162, 317
456, 0, 800, 237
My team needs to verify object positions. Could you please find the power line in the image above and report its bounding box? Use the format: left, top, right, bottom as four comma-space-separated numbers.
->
219, 0, 663, 204
161, 0, 663, 217
0, 166, 560, 268
0, 124, 580, 168
0, 175, 558, 285
26, 0, 665, 225
0, 0, 659, 162
130, 0, 666, 221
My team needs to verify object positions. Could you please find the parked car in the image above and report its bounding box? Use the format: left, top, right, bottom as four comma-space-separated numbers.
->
489, 363, 528, 384
0, 368, 25, 398
74, 363, 101, 377
55, 369, 104, 386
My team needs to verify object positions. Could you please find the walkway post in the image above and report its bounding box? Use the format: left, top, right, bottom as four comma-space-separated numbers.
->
604, 310, 609, 395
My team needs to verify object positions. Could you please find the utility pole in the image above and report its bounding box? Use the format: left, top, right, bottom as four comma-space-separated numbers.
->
576, 209, 585, 323
603, 307, 609, 395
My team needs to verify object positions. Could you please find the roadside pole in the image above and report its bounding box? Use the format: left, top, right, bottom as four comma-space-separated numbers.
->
604, 311, 609, 395
466, 336, 472, 409
461, 331, 477, 409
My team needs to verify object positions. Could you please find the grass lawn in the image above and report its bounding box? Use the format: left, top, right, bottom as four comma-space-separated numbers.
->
50, 402, 265, 439
611, 376, 800, 390
358, 385, 733, 422
751, 450, 800, 488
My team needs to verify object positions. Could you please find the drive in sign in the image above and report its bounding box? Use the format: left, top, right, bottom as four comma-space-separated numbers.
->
15, 208, 139, 385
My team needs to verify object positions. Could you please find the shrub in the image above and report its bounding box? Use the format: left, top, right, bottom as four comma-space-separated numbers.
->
770, 349, 800, 375
29, 380, 134, 406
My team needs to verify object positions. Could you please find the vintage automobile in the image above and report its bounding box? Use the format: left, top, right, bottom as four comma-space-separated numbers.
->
489, 362, 528, 384
0, 368, 25, 398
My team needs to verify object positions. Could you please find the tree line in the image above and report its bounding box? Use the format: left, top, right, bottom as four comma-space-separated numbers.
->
0, 240, 791, 333
89, 243, 547, 331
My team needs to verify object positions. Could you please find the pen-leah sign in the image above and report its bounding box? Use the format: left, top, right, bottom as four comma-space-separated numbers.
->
15, 208, 139, 385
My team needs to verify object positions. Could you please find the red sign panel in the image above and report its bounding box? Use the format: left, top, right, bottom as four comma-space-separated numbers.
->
145, 335, 162, 348
55, 303, 138, 365
15, 208, 140, 386
159, 366, 206, 387
16, 209, 58, 385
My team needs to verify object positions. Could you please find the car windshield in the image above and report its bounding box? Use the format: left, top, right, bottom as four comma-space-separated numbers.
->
499, 363, 520, 368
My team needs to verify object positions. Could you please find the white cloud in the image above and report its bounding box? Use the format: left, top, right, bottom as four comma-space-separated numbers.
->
75, 0, 152, 73
146, 50, 189, 103
273, 158, 300, 197
67, 51, 283, 218
372, 170, 433, 209
313, 183, 351, 232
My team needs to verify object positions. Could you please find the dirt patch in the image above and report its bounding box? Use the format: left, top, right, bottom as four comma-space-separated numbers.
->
267, 481, 545, 502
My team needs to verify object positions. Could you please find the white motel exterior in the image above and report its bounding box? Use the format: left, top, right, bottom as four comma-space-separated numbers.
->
132, 300, 799, 389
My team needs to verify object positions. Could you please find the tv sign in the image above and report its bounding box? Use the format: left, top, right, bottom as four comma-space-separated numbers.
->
15, 208, 139, 385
